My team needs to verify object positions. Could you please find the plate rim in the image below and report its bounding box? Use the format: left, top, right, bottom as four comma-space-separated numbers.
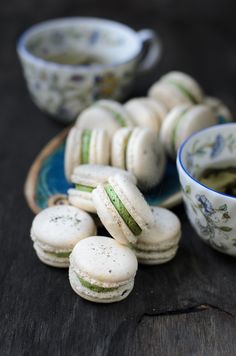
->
24, 127, 70, 214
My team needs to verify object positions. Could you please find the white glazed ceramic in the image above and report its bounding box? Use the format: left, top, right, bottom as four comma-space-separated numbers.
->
17, 17, 161, 122
177, 123, 236, 256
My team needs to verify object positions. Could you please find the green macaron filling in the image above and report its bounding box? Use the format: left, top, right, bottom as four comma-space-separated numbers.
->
105, 184, 142, 236
81, 129, 92, 163
99, 105, 127, 127
44, 250, 71, 258
75, 184, 94, 193
131, 246, 170, 253
167, 80, 198, 104
79, 277, 117, 293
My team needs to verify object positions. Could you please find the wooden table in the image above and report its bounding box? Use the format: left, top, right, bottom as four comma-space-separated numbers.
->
1, 1, 236, 354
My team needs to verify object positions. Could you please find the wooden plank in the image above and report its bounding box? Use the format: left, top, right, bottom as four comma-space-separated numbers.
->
128, 308, 236, 356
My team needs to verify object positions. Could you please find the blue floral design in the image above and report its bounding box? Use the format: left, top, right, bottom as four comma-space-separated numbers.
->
184, 186, 232, 252
210, 134, 225, 158
89, 31, 99, 45
196, 194, 214, 215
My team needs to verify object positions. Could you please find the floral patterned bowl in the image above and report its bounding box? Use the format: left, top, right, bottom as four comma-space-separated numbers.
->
177, 123, 236, 256
17, 17, 161, 122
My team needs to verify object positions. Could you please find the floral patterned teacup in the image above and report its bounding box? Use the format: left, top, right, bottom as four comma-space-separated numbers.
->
177, 123, 236, 256
17, 17, 161, 122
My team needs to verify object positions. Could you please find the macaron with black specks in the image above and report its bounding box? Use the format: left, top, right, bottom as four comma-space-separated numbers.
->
124, 97, 168, 132
64, 127, 110, 181
111, 127, 166, 190
92, 174, 154, 245
30, 205, 97, 267
76, 99, 134, 138
160, 104, 217, 159
69, 236, 138, 303
131, 207, 181, 265
204, 96, 233, 124
148, 71, 204, 110
68, 164, 137, 213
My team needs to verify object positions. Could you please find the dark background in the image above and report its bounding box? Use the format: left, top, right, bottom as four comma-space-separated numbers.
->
1, 0, 236, 355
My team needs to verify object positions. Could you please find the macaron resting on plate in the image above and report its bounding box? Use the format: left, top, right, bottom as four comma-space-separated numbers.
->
132, 206, 181, 265
160, 104, 217, 158
64, 127, 109, 181
92, 174, 154, 245
68, 164, 137, 213
148, 71, 204, 110
76, 99, 134, 138
124, 97, 168, 132
112, 127, 166, 190
69, 236, 138, 303
31, 205, 97, 267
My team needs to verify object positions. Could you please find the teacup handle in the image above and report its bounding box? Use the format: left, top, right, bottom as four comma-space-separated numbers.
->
136, 29, 162, 74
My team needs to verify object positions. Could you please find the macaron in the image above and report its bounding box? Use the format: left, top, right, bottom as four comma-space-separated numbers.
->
76, 99, 134, 138
69, 236, 138, 303
30, 205, 97, 267
124, 97, 168, 132
160, 104, 217, 159
204, 96, 233, 123
92, 174, 154, 245
64, 127, 109, 181
111, 127, 166, 190
148, 71, 204, 110
131, 207, 181, 265
68, 164, 137, 213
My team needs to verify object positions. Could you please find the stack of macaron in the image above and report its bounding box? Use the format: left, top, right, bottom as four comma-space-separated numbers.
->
147, 71, 233, 157
73, 72, 233, 160
29, 70, 233, 304
30, 173, 181, 303
66, 102, 166, 190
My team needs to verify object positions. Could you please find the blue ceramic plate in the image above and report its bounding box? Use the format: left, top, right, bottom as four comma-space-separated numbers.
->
24, 128, 182, 213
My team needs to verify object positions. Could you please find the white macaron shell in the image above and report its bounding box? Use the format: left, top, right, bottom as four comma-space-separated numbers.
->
160, 104, 192, 158
145, 97, 168, 124
33, 243, 71, 268
69, 164, 137, 214
124, 98, 162, 133
70, 236, 138, 285
174, 105, 217, 150
111, 128, 132, 169
135, 245, 178, 265
71, 164, 137, 186
68, 188, 96, 213
160, 71, 204, 103
31, 205, 96, 250
148, 81, 193, 110
136, 207, 181, 249
126, 128, 166, 190
88, 129, 110, 165
76, 106, 120, 138
69, 267, 134, 302
108, 174, 154, 229
64, 127, 82, 181
98, 99, 134, 127
92, 183, 137, 244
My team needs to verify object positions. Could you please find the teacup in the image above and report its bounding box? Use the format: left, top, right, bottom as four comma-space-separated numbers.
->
17, 17, 161, 122
177, 123, 236, 256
